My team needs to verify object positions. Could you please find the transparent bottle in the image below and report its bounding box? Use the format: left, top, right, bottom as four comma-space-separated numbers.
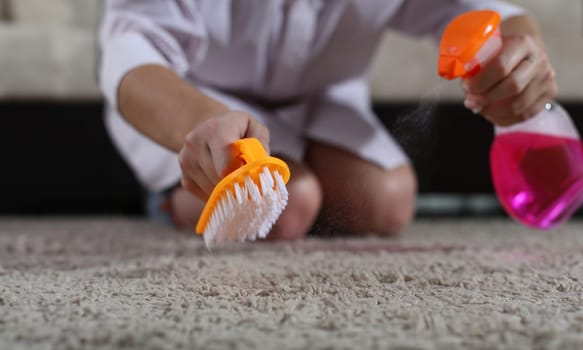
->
438, 10, 583, 229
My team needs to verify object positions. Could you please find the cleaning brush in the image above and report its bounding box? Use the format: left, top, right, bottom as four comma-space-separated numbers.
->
195, 137, 290, 248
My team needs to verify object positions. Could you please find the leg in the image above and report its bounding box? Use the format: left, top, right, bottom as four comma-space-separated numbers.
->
305, 141, 417, 236
268, 158, 322, 240
171, 158, 322, 240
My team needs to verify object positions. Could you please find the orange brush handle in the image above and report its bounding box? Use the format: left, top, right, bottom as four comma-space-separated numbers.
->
195, 138, 290, 235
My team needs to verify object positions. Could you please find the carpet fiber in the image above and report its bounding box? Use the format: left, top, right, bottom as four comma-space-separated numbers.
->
0, 218, 582, 349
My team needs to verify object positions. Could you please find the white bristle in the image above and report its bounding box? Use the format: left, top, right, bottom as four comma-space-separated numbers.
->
245, 176, 262, 203
202, 167, 289, 249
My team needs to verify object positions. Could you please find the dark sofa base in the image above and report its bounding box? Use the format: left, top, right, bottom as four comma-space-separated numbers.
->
2, 101, 582, 216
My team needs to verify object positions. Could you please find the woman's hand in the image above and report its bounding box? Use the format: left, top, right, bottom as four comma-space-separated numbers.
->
178, 111, 270, 200
462, 16, 558, 126
117, 65, 270, 200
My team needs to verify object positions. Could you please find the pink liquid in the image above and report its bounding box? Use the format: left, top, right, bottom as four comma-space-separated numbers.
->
491, 132, 583, 229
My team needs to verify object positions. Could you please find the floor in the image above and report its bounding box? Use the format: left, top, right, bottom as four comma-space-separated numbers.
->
0, 217, 582, 350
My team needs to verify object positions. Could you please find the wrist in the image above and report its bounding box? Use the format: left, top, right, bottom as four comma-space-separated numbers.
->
119, 64, 230, 152
173, 88, 230, 133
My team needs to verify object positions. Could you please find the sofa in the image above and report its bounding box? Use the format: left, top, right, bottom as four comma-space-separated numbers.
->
0, 0, 581, 101
1, 0, 582, 215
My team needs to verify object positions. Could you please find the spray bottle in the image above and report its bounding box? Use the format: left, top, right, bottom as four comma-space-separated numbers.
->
438, 10, 583, 229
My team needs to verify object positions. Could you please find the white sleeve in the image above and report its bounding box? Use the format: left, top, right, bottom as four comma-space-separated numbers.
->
387, 0, 526, 41
98, 0, 208, 108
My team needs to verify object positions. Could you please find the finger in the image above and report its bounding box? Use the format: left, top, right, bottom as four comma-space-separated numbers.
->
207, 113, 248, 177
480, 105, 517, 126
180, 137, 220, 185
465, 35, 531, 94
480, 82, 555, 127
187, 165, 216, 195
480, 54, 538, 103
198, 143, 221, 184
180, 175, 206, 200
182, 130, 221, 183
178, 147, 216, 196
245, 116, 271, 154
518, 90, 556, 122
510, 71, 553, 117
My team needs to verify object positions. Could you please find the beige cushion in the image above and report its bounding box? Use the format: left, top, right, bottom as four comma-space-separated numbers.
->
0, 0, 580, 101
0, 23, 100, 99
9, 0, 101, 29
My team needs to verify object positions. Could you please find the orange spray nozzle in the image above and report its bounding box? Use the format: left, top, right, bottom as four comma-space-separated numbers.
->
438, 10, 501, 80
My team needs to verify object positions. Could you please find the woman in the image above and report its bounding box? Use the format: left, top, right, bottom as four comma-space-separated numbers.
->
99, 0, 556, 239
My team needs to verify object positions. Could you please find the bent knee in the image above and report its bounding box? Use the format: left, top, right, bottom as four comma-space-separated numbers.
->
369, 164, 417, 236
270, 165, 323, 240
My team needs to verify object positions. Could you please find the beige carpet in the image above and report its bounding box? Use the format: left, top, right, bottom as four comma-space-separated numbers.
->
0, 218, 582, 350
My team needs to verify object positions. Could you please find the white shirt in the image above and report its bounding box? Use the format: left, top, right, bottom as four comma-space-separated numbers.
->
99, 0, 524, 191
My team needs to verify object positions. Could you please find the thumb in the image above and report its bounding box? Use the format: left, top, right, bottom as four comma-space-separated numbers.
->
207, 111, 269, 178
245, 115, 271, 155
